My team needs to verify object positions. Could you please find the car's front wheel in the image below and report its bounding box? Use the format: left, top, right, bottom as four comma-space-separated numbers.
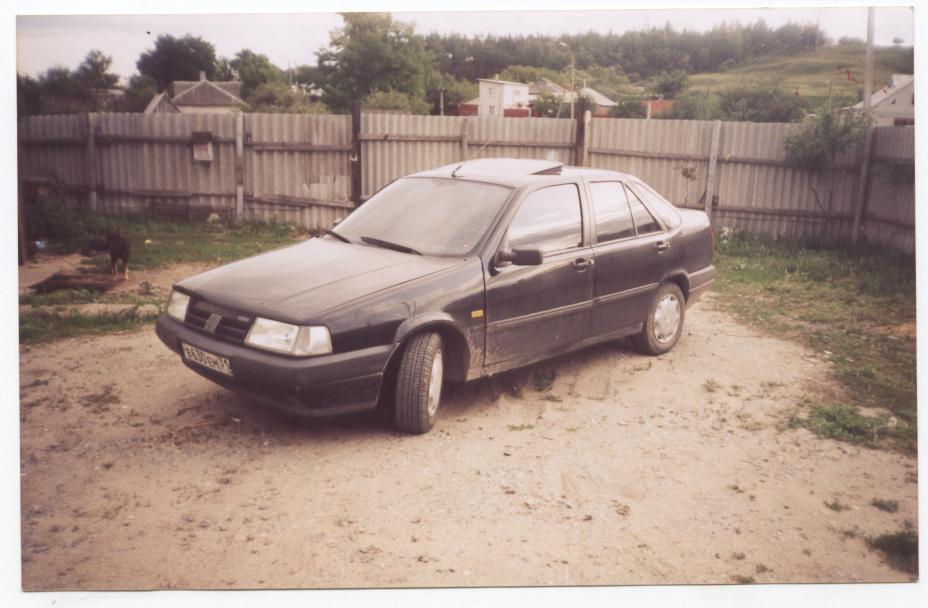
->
633, 282, 685, 356
395, 332, 444, 434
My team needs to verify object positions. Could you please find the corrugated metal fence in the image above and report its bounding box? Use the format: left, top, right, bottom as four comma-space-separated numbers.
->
18, 112, 914, 253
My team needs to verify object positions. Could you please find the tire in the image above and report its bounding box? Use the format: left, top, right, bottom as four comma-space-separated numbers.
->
395, 332, 444, 434
633, 282, 685, 356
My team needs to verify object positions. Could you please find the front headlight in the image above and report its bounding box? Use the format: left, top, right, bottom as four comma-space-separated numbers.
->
166, 290, 190, 321
245, 318, 333, 357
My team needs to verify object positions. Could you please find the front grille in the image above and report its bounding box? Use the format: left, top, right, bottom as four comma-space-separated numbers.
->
185, 298, 253, 343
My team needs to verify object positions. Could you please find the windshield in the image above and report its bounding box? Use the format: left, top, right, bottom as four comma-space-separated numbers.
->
333, 177, 514, 257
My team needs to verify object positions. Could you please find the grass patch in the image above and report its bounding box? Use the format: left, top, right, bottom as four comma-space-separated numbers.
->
703, 378, 721, 393
868, 531, 918, 574
19, 311, 152, 344
507, 423, 535, 432
871, 499, 899, 513
714, 234, 916, 453
788, 404, 895, 449
689, 44, 912, 97
26, 201, 301, 271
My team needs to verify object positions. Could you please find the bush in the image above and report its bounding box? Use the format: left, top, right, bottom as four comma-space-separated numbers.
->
783, 107, 871, 171
610, 99, 647, 118
650, 70, 689, 99
717, 83, 806, 122
363, 89, 430, 114
24, 195, 107, 244
658, 90, 720, 120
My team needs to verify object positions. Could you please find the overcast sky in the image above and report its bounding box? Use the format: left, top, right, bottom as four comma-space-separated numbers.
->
15, 4, 915, 82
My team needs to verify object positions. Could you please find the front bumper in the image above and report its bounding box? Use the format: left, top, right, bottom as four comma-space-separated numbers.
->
156, 315, 398, 417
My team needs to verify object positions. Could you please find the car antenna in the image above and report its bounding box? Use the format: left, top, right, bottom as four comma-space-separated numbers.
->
451, 161, 466, 178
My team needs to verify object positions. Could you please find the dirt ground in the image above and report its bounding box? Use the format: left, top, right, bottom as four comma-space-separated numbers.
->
18, 261, 918, 590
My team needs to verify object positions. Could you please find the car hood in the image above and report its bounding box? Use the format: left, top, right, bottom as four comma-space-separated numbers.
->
176, 237, 463, 323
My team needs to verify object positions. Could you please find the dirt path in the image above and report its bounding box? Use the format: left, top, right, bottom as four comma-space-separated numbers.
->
19, 295, 917, 589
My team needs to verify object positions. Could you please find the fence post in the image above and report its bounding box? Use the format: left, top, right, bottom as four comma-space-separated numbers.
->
235, 111, 245, 219
351, 101, 362, 207
574, 97, 588, 166
460, 118, 469, 161
86, 113, 97, 212
704, 119, 722, 219
851, 125, 875, 245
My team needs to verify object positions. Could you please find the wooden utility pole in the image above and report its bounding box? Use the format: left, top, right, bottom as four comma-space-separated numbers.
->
575, 97, 590, 166
852, 7, 875, 245
864, 7, 874, 112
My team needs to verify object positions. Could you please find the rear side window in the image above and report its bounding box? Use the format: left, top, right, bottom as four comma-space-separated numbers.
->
508, 184, 582, 253
589, 181, 635, 243
631, 182, 682, 229
625, 186, 663, 235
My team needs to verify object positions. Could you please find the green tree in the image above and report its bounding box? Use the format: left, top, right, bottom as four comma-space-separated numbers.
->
249, 81, 327, 113
75, 50, 119, 89
783, 106, 871, 172
293, 65, 322, 88
609, 99, 647, 118
659, 90, 720, 120
230, 49, 285, 99
137, 34, 220, 90
363, 89, 430, 114
718, 84, 806, 122
531, 92, 567, 118
783, 106, 871, 214
317, 13, 433, 113
119, 74, 159, 112
17, 73, 42, 116
424, 74, 476, 115
651, 69, 689, 99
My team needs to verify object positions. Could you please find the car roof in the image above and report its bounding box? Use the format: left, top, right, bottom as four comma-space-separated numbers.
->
409, 158, 640, 188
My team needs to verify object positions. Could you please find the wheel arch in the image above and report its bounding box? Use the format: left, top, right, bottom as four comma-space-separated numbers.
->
664, 270, 690, 301
390, 314, 471, 383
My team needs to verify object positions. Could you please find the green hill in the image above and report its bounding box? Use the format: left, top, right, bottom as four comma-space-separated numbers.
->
688, 43, 913, 99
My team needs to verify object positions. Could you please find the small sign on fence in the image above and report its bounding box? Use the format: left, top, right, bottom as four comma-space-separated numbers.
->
191, 131, 214, 162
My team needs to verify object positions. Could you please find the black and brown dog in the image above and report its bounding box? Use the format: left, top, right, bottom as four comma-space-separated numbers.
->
87, 229, 131, 279
106, 229, 131, 279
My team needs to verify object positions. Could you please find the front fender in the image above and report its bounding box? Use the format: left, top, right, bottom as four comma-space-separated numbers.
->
392, 313, 475, 382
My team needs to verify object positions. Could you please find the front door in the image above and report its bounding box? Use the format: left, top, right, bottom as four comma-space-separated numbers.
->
485, 183, 594, 367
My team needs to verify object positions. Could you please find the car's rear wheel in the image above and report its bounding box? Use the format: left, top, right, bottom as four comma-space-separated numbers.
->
633, 282, 685, 356
395, 332, 444, 434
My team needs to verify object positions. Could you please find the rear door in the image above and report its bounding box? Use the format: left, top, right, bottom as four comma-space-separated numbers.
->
588, 180, 669, 336
484, 183, 594, 366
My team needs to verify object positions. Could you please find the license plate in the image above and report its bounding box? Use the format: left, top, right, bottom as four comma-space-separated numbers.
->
181, 343, 233, 377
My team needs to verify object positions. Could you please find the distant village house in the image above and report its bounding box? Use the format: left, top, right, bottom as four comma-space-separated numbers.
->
145, 71, 249, 114
851, 73, 914, 126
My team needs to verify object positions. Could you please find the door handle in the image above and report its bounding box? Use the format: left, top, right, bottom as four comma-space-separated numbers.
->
655, 240, 671, 253
573, 257, 594, 271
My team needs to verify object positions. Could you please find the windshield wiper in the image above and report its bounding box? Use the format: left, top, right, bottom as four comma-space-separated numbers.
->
359, 235, 422, 255
323, 229, 351, 243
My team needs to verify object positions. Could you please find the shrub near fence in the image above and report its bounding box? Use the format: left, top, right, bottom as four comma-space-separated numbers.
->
18, 109, 914, 254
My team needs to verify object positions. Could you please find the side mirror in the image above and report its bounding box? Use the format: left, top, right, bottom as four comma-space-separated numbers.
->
496, 247, 544, 267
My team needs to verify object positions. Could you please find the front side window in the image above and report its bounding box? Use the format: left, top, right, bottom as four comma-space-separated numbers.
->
589, 181, 635, 243
625, 185, 663, 235
507, 184, 582, 253
334, 177, 513, 257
